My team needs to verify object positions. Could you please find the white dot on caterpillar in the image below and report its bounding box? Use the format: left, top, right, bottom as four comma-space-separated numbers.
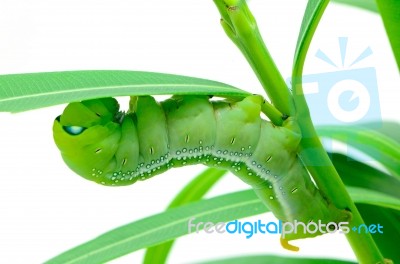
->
248, 145, 252, 149
279, 187, 283, 190
199, 140, 203, 145
92, 168, 96, 172
274, 175, 278, 178
268, 185, 273, 189
241, 147, 245, 151
177, 157, 182, 160
217, 150, 222, 154
252, 161, 256, 165
269, 196, 274, 200
205, 146, 210, 151
146, 165, 151, 169
92, 173, 96, 177
189, 149, 193, 154
257, 165, 261, 168
156, 159, 160, 164
182, 148, 187, 153
223, 150, 228, 155
248, 172, 253, 176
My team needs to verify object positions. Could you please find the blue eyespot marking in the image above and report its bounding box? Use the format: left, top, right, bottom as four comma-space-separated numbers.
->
63, 126, 86, 135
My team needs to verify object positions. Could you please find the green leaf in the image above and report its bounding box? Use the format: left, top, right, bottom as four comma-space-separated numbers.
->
292, 0, 329, 79
375, 0, 400, 70
331, 0, 378, 12
333, 153, 400, 262
317, 125, 400, 178
347, 186, 400, 211
331, 152, 400, 199
361, 122, 400, 144
45, 187, 400, 263
198, 255, 356, 264
143, 168, 227, 264
45, 190, 266, 264
358, 205, 400, 263
0, 70, 249, 113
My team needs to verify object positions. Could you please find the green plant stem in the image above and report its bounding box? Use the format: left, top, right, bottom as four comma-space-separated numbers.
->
214, 0, 387, 263
261, 99, 284, 126
298, 116, 385, 263
291, 0, 386, 260
213, 0, 295, 117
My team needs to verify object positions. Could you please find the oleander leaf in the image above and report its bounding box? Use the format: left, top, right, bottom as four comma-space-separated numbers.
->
198, 254, 356, 264
143, 168, 227, 264
0, 70, 249, 113
317, 125, 400, 178
45, 187, 400, 263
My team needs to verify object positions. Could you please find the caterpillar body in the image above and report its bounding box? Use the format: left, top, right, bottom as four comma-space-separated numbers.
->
53, 95, 349, 245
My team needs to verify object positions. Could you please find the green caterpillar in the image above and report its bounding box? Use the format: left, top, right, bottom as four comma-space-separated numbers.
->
53, 95, 350, 249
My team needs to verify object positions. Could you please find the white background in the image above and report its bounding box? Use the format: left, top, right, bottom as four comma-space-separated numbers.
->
0, 0, 399, 263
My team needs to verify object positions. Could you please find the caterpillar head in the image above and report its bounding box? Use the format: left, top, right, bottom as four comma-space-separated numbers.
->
53, 98, 138, 185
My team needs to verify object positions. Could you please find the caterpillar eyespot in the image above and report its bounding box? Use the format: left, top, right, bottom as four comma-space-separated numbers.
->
63, 126, 86, 135
53, 95, 350, 245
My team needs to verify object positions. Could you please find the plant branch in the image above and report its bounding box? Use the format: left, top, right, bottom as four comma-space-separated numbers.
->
213, 0, 295, 117
214, 0, 388, 263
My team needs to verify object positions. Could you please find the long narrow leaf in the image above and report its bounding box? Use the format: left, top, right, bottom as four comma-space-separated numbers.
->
358, 205, 400, 263
0, 70, 249, 112
143, 168, 227, 264
375, 0, 400, 70
333, 153, 400, 262
331, 0, 378, 12
292, 0, 328, 79
198, 255, 356, 264
318, 126, 400, 178
331, 153, 400, 199
45, 190, 266, 264
45, 187, 400, 263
